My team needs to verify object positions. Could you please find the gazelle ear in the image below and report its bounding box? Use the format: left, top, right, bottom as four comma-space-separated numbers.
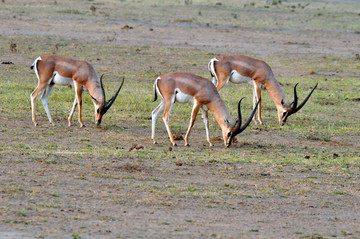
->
90, 94, 99, 104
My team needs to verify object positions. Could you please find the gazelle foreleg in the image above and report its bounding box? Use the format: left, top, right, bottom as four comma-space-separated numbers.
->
201, 106, 212, 147
184, 100, 201, 146
74, 82, 85, 127
151, 100, 165, 144
68, 96, 78, 127
41, 84, 55, 126
253, 82, 263, 125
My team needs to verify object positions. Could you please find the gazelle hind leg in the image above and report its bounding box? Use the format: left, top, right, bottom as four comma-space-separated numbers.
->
201, 107, 212, 147
30, 82, 48, 126
162, 95, 177, 146
151, 101, 165, 144
184, 101, 201, 146
41, 84, 55, 125
216, 72, 230, 93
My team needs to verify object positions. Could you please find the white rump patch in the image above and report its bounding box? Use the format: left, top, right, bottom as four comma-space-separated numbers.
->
175, 88, 193, 103
154, 77, 163, 99
32, 56, 42, 82
229, 70, 253, 85
208, 58, 219, 86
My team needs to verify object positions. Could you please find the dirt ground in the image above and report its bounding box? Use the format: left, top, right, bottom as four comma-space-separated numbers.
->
0, 0, 359, 238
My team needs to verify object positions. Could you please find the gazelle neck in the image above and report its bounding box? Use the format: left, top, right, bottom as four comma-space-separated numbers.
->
265, 76, 289, 110
88, 83, 105, 106
206, 98, 234, 129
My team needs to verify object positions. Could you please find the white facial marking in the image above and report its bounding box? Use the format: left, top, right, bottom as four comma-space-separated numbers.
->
52, 71, 73, 86
174, 88, 194, 104
229, 70, 253, 85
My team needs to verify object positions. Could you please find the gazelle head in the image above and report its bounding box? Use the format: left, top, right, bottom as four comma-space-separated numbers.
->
279, 83, 318, 126
224, 97, 261, 147
91, 74, 124, 126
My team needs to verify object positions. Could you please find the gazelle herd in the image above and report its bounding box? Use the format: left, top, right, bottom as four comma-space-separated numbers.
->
31, 54, 317, 147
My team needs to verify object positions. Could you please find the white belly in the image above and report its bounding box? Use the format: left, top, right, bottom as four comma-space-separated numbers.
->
52, 71, 73, 86
175, 88, 193, 103
229, 70, 253, 85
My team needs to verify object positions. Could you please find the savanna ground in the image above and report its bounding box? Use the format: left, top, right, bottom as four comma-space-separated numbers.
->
0, 0, 359, 238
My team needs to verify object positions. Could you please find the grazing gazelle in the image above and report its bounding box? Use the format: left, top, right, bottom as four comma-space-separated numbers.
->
30, 55, 124, 127
151, 72, 260, 147
208, 55, 318, 125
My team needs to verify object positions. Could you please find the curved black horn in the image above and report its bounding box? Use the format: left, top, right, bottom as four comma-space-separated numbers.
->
100, 74, 106, 104
230, 97, 261, 140
287, 83, 318, 117
238, 98, 261, 133
287, 83, 299, 115
230, 97, 245, 135
104, 77, 125, 111
293, 83, 318, 114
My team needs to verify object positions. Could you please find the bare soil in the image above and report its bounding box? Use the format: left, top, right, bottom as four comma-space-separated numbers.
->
0, 1, 359, 238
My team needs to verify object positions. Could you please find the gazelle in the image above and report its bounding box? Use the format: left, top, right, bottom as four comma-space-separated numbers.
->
30, 55, 124, 127
151, 72, 260, 147
208, 55, 318, 126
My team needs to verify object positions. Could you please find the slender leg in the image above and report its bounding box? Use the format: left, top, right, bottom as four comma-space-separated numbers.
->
30, 82, 48, 126
68, 96, 78, 127
184, 101, 201, 146
162, 95, 177, 146
201, 106, 212, 147
252, 85, 259, 124
94, 107, 97, 125
41, 84, 55, 126
151, 101, 165, 144
254, 83, 263, 125
74, 82, 85, 127
216, 72, 229, 93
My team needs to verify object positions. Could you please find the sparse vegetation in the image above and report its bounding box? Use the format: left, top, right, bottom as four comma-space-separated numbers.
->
0, 0, 359, 238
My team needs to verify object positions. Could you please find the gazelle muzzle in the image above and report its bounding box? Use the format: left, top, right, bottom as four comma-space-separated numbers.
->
95, 75, 125, 126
